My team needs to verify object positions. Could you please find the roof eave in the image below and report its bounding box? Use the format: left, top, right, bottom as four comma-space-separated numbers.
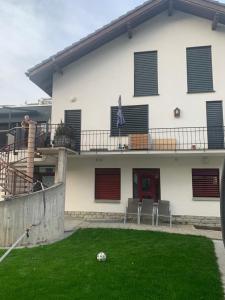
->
26, 0, 225, 96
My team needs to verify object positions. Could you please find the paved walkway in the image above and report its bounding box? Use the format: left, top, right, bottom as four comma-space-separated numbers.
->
213, 240, 225, 298
64, 215, 222, 240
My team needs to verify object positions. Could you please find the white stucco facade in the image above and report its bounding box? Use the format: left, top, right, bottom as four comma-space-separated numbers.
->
52, 11, 225, 129
49, 10, 225, 220
66, 155, 222, 217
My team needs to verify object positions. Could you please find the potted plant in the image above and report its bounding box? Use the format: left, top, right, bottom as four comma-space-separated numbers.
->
53, 122, 74, 148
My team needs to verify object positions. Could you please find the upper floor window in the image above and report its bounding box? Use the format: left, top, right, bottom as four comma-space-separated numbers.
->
134, 51, 158, 97
111, 104, 148, 136
186, 46, 214, 93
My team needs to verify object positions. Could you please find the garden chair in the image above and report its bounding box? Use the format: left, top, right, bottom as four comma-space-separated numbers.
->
140, 198, 155, 225
156, 200, 172, 227
124, 198, 140, 224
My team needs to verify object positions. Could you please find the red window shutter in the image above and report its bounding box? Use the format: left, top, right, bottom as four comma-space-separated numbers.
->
192, 169, 220, 198
95, 169, 120, 200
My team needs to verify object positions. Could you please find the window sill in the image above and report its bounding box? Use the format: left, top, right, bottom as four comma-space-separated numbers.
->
95, 200, 121, 204
133, 94, 160, 97
187, 90, 215, 94
192, 197, 220, 201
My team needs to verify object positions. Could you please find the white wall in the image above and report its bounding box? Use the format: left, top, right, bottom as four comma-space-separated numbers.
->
52, 11, 225, 130
52, 10, 225, 217
65, 155, 222, 217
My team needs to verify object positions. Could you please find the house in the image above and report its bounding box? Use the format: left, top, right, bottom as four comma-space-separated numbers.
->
25, 0, 225, 225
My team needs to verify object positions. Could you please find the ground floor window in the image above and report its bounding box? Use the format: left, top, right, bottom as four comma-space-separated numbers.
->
34, 166, 55, 188
192, 168, 220, 198
95, 168, 120, 200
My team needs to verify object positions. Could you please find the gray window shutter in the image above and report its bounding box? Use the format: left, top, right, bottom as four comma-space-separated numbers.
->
206, 101, 224, 149
111, 105, 148, 136
64, 110, 81, 151
186, 46, 214, 93
134, 51, 158, 96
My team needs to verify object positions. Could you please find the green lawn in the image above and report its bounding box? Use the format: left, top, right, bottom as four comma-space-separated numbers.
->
0, 229, 223, 300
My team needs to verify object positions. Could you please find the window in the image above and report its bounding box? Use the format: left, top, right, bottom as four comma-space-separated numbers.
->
64, 109, 81, 151
95, 169, 121, 200
206, 101, 224, 149
34, 166, 55, 188
186, 46, 214, 93
192, 169, 220, 198
111, 105, 148, 136
134, 51, 158, 96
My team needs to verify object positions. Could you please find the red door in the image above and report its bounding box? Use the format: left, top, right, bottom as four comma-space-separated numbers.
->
138, 173, 156, 200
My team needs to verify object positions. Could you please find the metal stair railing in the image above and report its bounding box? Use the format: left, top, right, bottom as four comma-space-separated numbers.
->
0, 139, 28, 166
0, 127, 47, 197
0, 158, 34, 196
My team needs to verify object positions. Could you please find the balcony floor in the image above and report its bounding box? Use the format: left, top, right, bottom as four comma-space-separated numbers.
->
37, 146, 225, 158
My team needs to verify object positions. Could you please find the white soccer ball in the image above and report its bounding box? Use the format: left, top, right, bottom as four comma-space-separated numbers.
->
97, 252, 107, 262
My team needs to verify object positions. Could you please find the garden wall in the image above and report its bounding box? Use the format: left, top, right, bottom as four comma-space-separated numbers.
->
0, 183, 65, 247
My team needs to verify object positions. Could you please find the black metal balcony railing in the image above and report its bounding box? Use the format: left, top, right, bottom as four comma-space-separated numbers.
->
34, 125, 225, 153
79, 127, 225, 152
35, 124, 78, 150
1, 125, 225, 153
0, 124, 75, 152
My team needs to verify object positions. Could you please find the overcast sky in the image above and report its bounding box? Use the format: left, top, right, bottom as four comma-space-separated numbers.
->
0, 0, 144, 105
0, 0, 224, 106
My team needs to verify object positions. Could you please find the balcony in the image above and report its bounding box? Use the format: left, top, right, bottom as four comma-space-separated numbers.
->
2, 125, 225, 155
37, 125, 225, 155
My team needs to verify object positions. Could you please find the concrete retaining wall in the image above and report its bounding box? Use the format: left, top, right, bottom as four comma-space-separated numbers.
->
0, 183, 65, 247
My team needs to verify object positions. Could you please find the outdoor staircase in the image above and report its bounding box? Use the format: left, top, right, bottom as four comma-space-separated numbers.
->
0, 133, 43, 199
0, 147, 30, 198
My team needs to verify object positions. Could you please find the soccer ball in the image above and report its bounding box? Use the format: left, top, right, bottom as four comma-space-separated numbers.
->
97, 252, 107, 262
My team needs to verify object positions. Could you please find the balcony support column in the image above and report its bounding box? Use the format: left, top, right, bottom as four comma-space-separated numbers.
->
56, 149, 67, 183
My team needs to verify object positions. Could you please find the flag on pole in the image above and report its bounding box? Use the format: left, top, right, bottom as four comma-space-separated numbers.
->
116, 95, 125, 128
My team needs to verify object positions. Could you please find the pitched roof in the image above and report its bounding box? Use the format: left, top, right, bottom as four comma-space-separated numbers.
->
26, 0, 225, 96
